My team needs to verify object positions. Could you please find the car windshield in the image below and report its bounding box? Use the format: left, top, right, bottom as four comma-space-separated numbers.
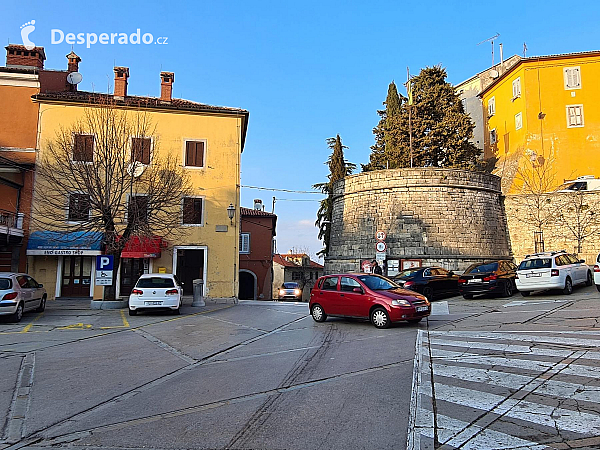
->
282, 282, 299, 289
136, 277, 175, 288
396, 269, 421, 278
0, 278, 11, 290
465, 262, 498, 274
518, 259, 551, 270
357, 275, 399, 291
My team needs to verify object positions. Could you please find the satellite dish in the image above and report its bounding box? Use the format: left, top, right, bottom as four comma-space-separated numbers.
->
490, 70, 499, 78
67, 72, 83, 85
127, 162, 145, 177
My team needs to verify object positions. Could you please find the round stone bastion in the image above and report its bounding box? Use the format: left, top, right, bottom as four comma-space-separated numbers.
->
325, 168, 512, 274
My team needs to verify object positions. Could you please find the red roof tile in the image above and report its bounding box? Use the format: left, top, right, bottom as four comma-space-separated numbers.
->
240, 207, 277, 217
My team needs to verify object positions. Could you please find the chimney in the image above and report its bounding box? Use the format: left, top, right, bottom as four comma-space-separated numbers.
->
113, 66, 129, 98
5, 44, 45, 69
66, 51, 81, 73
160, 71, 174, 101
254, 199, 263, 211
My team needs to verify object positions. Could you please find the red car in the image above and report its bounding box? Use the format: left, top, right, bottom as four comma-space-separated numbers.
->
309, 273, 431, 329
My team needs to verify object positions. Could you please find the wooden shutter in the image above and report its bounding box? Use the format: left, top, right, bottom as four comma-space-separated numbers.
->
239, 233, 250, 253
132, 138, 151, 164
183, 197, 202, 224
185, 141, 205, 167
73, 134, 94, 162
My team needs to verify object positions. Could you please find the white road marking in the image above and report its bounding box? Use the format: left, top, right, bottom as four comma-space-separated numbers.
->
408, 330, 600, 449
430, 301, 449, 315
503, 299, 568, 307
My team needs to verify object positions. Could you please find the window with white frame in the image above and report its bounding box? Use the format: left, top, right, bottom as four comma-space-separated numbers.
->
564, 67, 581, 90
240, 233, 250, 254
68, 193, 90, 222
515, 112, 523, 130
488, 97, 496, 116
512, 77, 521, 99
182, 197, 203, 225
489, 128, 497, 145
566, 105, 584, 128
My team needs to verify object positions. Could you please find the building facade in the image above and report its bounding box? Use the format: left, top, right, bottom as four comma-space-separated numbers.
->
478, 51, 600, 192
273, 253, 324, 302
0, 45, 78, 272
27, 63, 248, 301
239, 200, 277, 300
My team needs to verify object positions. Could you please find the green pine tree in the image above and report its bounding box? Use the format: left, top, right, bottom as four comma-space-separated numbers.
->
363, 67, 480, 171
314, 135, 356, 257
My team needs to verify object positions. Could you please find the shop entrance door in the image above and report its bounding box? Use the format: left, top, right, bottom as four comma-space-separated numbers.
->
120, 258, 147, 296
176, 249, 204, 295
61, 256, 92, 297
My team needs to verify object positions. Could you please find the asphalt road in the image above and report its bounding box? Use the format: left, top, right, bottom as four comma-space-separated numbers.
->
0, 285, 599, 450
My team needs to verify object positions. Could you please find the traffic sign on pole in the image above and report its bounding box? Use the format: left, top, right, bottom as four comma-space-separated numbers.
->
376, 230, 387, 241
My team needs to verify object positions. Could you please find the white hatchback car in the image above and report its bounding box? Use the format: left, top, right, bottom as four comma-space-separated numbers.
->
516, 251, 592, 296
0, 273, 47, 323
128, 274, 183, 316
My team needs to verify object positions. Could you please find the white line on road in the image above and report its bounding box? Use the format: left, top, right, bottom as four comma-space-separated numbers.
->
429, 330, 600, 348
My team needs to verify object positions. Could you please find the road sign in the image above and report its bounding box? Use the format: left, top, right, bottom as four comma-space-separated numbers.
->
375, 252, 386, 261
376, 230, 387, 241
96, 278, 113, 286
95, 269, 113, 286
96, 255, 114, 271
376, 241, 387, 252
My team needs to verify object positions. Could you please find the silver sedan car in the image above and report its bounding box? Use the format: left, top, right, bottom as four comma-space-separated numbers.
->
0, 273, 47, 322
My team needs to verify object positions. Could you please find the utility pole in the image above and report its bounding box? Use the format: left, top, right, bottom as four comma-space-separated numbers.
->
407, 67, 413, 168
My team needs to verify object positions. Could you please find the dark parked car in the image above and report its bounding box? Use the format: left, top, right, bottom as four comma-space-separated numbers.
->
392, 266, 459, 300
309, 274, 430, 328
458, 260, 517, 299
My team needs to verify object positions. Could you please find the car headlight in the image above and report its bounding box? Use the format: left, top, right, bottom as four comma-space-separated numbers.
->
279, 290, 285, 295
294, 289, 301, 295
391, 299, 411, 306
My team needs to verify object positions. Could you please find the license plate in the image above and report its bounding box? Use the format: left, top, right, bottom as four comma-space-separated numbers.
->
468, 279, 482, 284
526, 273, 542, 278
416, 306, 428, 312
145, 301, 162, 306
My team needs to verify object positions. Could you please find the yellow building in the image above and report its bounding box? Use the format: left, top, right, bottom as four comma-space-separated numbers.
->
478, 50, 600, 192
27, 67, 248, 301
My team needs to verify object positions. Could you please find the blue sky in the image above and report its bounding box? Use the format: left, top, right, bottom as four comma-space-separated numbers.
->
2, 0, 599, 260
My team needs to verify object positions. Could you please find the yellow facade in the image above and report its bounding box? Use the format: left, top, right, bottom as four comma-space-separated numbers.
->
480, 51, 600, 191
29, 98, 247, 300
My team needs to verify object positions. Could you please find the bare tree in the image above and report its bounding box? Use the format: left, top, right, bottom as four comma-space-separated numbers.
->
556, 191, 600, 253
510, 149, 563, 252
33, 97, 193, 300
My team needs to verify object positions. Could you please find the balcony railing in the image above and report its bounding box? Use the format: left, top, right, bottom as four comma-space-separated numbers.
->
0, 210, 24, 237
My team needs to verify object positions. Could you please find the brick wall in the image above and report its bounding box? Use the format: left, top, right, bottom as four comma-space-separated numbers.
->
325, 168, 512, 273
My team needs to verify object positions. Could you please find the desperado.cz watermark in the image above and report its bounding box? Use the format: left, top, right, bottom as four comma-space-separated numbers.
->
52, 29, 168, 48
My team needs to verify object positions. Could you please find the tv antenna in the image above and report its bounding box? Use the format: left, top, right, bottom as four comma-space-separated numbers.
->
478, 33, 500, 67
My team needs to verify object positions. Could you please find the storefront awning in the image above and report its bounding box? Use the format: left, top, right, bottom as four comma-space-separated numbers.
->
27, 231, 103, 256
121, 236, 166, 258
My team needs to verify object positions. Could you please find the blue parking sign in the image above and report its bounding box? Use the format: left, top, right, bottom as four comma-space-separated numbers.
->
96, 255, 114, 271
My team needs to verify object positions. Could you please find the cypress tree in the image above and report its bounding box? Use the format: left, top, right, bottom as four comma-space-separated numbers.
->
314, 135, 356, 257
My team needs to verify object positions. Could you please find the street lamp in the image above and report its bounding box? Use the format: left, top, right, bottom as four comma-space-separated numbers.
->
227, 203, 235, 224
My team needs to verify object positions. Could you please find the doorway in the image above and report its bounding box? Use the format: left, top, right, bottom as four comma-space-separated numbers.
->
175, 248, 205, 295
61, 256, 92, 297
120, 258, 148, 296
239, 270, 256, 300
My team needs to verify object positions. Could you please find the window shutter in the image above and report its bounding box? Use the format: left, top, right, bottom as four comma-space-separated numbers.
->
195, 142, 204, 167
240, 233, 250, 253
142, 139, 151, 164
186, 141, 196, 166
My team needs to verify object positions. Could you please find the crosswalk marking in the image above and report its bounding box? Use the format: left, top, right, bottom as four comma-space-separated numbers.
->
407, 330, 600, 449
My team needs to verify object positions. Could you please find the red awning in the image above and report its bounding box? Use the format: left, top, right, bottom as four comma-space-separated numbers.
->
120, 236, 167, 258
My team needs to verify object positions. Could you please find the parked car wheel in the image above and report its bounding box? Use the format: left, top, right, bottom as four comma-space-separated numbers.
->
462, 294, 473, 300
502, 280, 514, 298
36, 295, 46, 312
520, 291, 530, 297
10, 302, 24, 323
128, 308, 138, 316
563, 277, 573, 295
586, 271, 593, 286
370, 307, 390, 329
173, 303, 181, 315
311, 304, 327, 322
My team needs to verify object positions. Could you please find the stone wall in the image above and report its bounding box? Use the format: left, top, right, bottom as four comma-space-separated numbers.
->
325, 168, 512, 274
505, 192, 600, 265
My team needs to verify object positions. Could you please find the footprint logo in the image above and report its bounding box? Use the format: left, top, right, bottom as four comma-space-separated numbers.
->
20, 20, 36, 50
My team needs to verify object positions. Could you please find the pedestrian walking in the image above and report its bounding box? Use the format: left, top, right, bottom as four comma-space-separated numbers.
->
372, 260, 383, 275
